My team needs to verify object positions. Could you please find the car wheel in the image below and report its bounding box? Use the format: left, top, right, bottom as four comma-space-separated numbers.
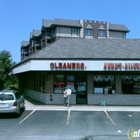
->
15, 106, 21, 117
22, 103, 25, 111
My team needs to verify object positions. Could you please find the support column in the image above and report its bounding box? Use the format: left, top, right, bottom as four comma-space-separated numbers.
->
46, 74, 53, 93
115, 74, 122, 94
87, 74, 93, 94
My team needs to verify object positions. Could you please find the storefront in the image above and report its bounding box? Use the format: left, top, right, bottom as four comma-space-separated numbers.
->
12, 59, 140, 105
12, 38, 140, 105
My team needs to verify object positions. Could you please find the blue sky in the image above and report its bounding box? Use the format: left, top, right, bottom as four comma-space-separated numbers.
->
0, 0, 140, 63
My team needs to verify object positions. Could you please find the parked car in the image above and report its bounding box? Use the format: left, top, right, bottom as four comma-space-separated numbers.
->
0, 90, 25, 116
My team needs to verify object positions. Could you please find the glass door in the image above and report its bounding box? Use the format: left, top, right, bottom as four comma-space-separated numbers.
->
76, 82, 87, 104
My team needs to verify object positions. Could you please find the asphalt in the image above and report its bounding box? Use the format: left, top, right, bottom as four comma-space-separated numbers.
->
25, 96, 140, 111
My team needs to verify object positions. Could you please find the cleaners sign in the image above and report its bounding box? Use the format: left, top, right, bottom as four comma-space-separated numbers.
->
50, 62, 85, 70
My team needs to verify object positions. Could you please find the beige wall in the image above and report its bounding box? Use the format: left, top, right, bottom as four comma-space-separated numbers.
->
21, 72, 140, 105
109, 31, 125, 38
56, 27, 79, 37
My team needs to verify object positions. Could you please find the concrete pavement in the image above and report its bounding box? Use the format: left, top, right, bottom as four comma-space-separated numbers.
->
25, 96, 140, 111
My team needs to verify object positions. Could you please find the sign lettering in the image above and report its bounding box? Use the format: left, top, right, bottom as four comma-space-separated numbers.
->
50, 62, 84, 70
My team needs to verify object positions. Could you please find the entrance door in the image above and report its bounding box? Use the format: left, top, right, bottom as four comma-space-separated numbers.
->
122, 81, 133, 94
76, 82, 87, 104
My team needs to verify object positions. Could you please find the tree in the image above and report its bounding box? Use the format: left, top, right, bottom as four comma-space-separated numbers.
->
0, 50, 18, 90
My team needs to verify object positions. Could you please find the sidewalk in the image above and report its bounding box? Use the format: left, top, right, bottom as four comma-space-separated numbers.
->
25, 96, 140, 111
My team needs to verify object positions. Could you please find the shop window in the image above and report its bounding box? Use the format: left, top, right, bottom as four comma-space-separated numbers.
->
75, 75, 87, 81
54, 75, 66, 94
66, 75, 74, 81
122, 75, 140, 94
34, 75, 45, 93
77, 82, 86, 92
66, 75, 75, 93
54, 75, 65, 82
53, 75, 76, 94
94, 75, 115, 94
34, 75, 39, 92
54, 75, 65, 94
53, 75, 88, 94
40, 75, 45, 93
54, 81, 66, 94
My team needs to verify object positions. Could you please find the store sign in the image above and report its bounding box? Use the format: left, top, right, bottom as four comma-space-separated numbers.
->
50, 62, 84, 70
104, 63, 140, 70
67, 82, 74, 85
54, 82, 65, 85
54, 82, 74, 85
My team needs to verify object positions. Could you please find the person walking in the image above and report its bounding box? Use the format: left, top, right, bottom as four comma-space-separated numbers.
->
63, 87, 67, 106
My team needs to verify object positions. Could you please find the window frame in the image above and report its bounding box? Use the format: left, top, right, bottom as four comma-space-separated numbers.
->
98, 30, 106, 37
85, 29, 93, 36
71, 28, 78, 34
34, 75, 45, 93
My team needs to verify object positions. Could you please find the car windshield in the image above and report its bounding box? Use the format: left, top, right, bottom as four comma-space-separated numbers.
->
0, 94, 14, 100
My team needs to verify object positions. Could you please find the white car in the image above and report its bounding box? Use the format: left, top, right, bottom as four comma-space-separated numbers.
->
0, 90, 25, 116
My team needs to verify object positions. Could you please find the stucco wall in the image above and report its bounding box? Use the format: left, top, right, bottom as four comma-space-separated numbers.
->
88, 94, 140, 105
109, 31, 125, 38
25, 89, 76, 105
25, 89, 140, 106
56, 27, 79, 37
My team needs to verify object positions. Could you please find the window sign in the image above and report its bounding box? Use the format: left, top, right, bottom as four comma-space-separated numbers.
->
54, 75, 76, 94
66, 82, 75, 93
94, 75, 115, 94
77, 82, 86, 91
66, 75, 74, 81
94, 88, 103, 94
133, 76, 140, 81
54, 75, 65, 94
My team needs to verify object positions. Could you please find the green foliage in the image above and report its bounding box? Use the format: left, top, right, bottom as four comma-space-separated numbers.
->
0, 50, 18, 90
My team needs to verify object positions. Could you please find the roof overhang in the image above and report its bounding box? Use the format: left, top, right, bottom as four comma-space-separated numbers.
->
12, 59, 140, 74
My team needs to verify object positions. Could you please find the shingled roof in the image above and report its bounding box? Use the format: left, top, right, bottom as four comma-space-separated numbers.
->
20, 38, 140, 61
42, 18, 82, 28
52, 18, 82, 27
21, 41, 30, 48
42, 18, 129, 31
109, 23, 130, 32
42, 19, 53, 28
30, 30, 42, 37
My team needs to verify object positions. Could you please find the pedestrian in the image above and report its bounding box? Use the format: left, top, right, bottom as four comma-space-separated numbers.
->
63, 87, 67, 106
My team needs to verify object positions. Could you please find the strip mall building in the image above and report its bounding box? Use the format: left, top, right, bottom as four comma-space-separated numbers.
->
12, 18, 140, 105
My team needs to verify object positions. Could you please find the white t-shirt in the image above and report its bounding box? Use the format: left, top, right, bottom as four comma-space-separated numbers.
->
63, 90, 67, 97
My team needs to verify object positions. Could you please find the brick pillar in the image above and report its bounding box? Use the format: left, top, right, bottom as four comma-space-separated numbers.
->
115, 74, 122, 94
87, 74, 93, 94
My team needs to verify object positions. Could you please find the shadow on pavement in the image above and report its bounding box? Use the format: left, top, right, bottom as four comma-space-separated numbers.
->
0, 108, 25, 119
25, 96, 46, 105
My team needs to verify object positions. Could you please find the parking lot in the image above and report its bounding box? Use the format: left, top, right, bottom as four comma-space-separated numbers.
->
1, 109, 140, 140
